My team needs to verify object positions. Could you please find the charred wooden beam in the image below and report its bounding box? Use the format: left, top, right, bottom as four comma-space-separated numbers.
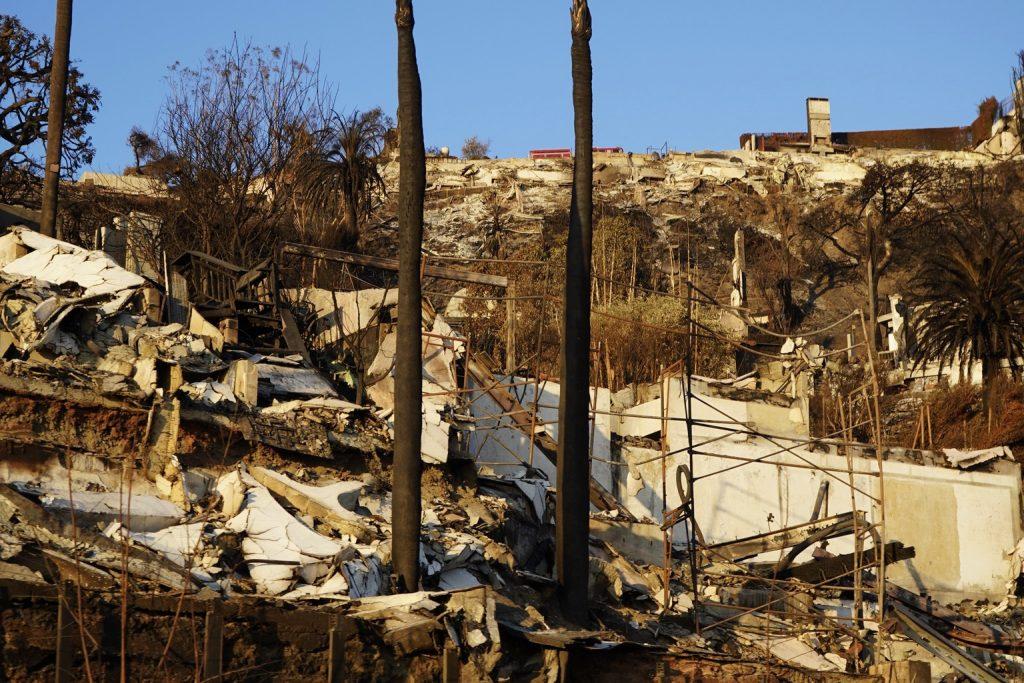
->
762, 542, 914, 583
703, 512, 862, 563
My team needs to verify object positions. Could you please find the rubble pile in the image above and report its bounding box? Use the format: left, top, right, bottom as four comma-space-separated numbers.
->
379, 148, 996, 262
3, 224, 1024, 681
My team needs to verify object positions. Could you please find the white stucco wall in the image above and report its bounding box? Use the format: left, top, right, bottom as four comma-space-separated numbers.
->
620, 433, 1023, 601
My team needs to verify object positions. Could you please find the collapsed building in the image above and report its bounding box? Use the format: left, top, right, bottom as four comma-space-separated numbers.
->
739, 96, 1013, 155
2, 187, 1024, 683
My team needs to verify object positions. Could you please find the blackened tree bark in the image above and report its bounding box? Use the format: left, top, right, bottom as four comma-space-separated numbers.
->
39, 0, 73, 236
392, 0, 425, 593
556, 0, 593, 626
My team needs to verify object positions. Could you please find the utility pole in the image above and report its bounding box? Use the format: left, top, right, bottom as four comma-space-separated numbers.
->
392, 0, 426, 594
39, 0, 74, 237
556, 0, 594, 626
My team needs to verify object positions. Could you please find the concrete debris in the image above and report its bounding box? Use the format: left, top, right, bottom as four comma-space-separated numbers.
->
943, 445, 1012, 469
225, 481, 351, 595
0, 227, 144, 306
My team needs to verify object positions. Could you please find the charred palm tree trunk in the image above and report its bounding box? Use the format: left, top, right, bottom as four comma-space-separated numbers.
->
982, 354, 996, 432
556, 0, 593, 626
39, 0, 73, 237
392, 0, 425, 594
343, 180, 360, 248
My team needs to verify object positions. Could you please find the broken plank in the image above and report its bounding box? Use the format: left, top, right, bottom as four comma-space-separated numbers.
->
886, 582, 1024, 655
280, 242, 508, 289
279, 307, 311, 362
41, 549, 118, 591
465, 355, 635, 521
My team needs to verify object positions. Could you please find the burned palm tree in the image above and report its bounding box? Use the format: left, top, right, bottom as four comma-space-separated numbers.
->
293, 109, 389, 248
556, 0, 593, 626
911, 167, 1024, 417
392, 0, 426, 594
39, 0, 74, 236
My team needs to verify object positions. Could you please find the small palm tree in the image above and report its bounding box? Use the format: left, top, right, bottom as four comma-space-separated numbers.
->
293, 109, 388, 248
911, 167, 1024, 417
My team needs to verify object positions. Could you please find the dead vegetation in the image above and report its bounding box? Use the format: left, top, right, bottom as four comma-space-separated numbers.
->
887, 379, 1024, 453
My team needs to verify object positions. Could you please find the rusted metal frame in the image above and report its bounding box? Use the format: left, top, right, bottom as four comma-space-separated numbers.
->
701, 562, 879, 633
713, 569, 881, 595
687, 392, 881, 501
691, 448, 882, 483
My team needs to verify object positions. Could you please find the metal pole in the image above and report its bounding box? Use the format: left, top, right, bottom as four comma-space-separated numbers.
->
685, 280, 700, 634
528, 265, 551, 469
859, 314, 888, 666
660, 365, 670, 610
39, 0, 74, 237
841, 396, 864, 672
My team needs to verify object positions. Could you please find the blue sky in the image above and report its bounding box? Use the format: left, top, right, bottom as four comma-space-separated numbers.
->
9, 1, 1024, 174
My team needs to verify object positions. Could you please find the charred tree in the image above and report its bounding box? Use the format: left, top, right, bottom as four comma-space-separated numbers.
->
39, 0, 73, 236
392, 0, 426, 594
556, 0, 593, 626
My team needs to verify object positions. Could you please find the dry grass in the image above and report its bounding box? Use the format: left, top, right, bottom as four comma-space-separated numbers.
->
592, 296, 732, 388
453, 210, 735, 388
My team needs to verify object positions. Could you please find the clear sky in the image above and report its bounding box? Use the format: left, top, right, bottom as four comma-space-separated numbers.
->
9, 1, 1024, 175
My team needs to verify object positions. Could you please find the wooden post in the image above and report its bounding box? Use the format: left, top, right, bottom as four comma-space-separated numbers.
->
441, 645, 460, 683
557, 649, 571, 683
327, 614, 352, 683
557, 0, 595, 627
393, 0, 427, 595
203, 603, 223, 682
505, 283, 517, 373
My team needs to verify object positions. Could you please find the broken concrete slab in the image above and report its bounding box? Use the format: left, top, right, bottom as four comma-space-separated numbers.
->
225, 482, 345, 595
249, 466, 372, 542
38, 490, 184, 532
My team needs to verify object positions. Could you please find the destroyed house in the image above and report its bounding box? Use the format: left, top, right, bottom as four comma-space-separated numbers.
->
1, 195, 1023, 681
740, 96, 999, 152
